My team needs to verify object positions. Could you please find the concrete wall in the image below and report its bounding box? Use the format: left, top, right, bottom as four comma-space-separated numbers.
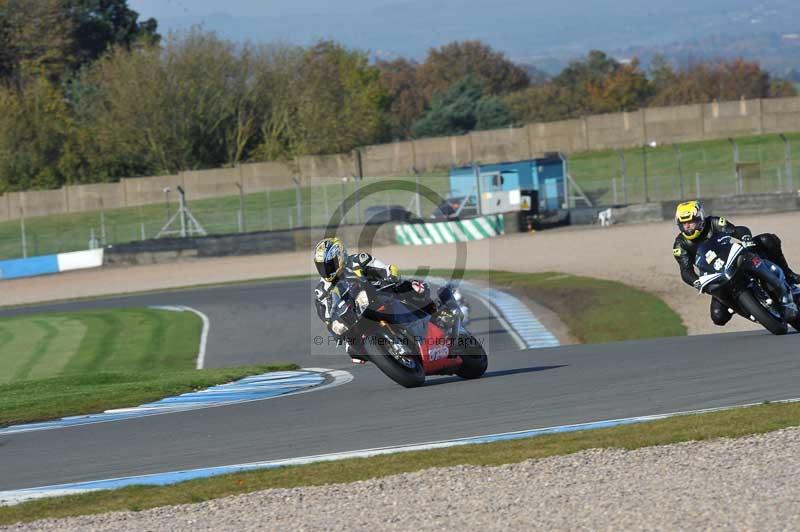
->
703, 99, 763, 138
67, 183, 126, 212
362, 141, 415, 176
121, 174, 184, 207
762, 97, 800, 134
643, 104, 705, 144
239, 161, 296, 192
10, 189, 67, 218
4, 96, 800, 223
470, 127, 530, 163
182, 167, 241, 200
587, 111, 645, 150
297, 153, 356, 179
527, 119, 588, 155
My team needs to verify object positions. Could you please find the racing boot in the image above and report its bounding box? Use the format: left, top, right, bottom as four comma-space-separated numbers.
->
758, 234, 800, 285
779, 294, 799, 322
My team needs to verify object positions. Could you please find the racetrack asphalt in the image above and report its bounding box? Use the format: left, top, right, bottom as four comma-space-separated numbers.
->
1, 279, 799, 490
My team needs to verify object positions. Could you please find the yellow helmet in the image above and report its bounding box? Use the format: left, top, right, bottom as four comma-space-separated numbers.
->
675, 200, 706, 240
313, 237, 347, 282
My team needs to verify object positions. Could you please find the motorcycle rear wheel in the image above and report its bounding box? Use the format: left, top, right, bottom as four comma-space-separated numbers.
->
366, 339, 426, 388
737, 291, 788, 335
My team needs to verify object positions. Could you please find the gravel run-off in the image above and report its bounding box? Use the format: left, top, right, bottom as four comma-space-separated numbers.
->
5, 428, 800, 531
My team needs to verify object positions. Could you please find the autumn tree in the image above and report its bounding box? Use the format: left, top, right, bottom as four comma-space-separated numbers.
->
377, 58, 426, 140
418, 40, 529, 100
649, 59, 788, 105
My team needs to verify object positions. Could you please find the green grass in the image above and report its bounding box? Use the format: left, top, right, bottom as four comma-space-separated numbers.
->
0, 308, 201, 384
0, 307, 298, 425
2, 399, 798, 525
569, 132, 800, 205
436, 270, 687, 342
0, 365, 297, 427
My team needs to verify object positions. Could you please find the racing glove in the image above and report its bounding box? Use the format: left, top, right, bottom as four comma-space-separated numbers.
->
692, 279, 702, 291
740, 234, 756, 249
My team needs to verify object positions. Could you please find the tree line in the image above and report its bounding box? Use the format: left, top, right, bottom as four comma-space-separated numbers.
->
0, 1, 797, 193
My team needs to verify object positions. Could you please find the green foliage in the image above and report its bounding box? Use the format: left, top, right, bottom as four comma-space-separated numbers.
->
411, 76, 512, 138
65, 0, 159, 68
292, 40, 389, 155
0, 77, 75, 192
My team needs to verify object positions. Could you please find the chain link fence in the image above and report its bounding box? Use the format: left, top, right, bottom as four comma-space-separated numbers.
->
1, 135, 797, 261
0, 175, 452, 261
571, 135, 799, 207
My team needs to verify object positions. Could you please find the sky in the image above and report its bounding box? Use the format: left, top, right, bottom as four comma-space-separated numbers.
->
127, 0, 800, 69
128, 0, 401, 18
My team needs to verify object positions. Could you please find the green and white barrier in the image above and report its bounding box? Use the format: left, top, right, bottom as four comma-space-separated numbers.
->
395, 215, 505, 246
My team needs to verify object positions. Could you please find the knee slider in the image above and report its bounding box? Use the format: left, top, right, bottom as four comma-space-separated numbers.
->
710, 307, 731, 326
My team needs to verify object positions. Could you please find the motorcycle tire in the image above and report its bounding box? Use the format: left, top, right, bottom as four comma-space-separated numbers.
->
366, 340, 426, 388
455, 335, 488, 380
737, 291, 788, 335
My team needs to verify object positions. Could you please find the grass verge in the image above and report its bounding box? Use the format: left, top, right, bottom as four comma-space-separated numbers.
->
0, 307, 297, 425
0, 364, 298, 428
435, 269, 687, 342
2, 400, 798, 525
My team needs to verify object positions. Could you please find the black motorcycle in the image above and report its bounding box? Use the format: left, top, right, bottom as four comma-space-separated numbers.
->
695, 234, 800, 335
325, 275, 488, 387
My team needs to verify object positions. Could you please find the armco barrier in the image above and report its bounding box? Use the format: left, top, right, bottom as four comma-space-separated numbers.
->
0, 249, 103, 280
394, 215, 505, 246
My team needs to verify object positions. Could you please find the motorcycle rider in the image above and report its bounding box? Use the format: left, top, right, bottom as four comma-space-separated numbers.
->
313, 237, 449, 363
672, 200, 799, 326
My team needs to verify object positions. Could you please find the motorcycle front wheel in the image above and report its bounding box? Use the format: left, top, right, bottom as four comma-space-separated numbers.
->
737, 291, 788, 335
455, 334, 488, 379
365, 336, 426, 388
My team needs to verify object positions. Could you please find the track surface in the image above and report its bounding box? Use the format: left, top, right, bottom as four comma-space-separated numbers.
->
1, 279, 799, 490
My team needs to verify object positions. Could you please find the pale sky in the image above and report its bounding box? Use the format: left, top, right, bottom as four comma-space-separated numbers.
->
128, 0, 404, 18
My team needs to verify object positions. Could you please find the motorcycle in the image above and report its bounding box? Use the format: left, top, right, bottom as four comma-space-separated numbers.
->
326, 275, 488, 387
695, 234, 800, 335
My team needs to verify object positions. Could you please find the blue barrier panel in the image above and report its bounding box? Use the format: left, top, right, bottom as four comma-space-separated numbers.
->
0, 255, 59, 280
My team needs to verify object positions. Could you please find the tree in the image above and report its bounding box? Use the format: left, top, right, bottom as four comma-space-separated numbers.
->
504, 83, 579, 123
79, 29, 265, 176
650, 59, 779, 105
377, 58, 426, 140
0, 76, 75, 191
0, 0, 158, 88
585, 59, 653, 113
293, 40, 388, 155
64, 0, 159, 68
0, 0, 76, 88
411, 76, 512, 138
418, 40, 529, 100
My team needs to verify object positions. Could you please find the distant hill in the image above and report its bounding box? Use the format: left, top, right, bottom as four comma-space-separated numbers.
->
155, 0, 800, 75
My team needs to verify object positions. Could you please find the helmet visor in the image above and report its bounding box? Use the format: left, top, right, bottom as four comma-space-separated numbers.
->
316, 257, 339, 280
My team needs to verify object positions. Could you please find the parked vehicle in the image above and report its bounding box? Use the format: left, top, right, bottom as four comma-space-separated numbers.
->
364, 205, 413, 224
429, 196, 478, 220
